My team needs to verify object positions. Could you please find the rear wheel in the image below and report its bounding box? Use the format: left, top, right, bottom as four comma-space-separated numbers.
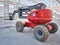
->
16, 21, 24, 32
34, 25, 49, 42
47, 22, 58, 34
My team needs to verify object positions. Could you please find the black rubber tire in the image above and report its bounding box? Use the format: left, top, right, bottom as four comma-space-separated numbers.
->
16, 21, 24, 32
34, 25, 49, 42
47, 22, 58, 34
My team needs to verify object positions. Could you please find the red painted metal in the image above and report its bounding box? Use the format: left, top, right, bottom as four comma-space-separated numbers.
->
25, 22, 37, 28
47, 25, 53, 31
25, 9, 52, 28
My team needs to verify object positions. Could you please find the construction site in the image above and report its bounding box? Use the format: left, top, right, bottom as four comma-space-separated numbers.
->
0, 0, 60, 45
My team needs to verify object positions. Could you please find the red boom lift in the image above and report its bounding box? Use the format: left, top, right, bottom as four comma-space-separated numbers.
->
16, 9, 58, 42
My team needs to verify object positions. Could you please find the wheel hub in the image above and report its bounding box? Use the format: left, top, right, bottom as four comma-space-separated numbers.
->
37, 30, 43, 36
17, 25, 20, 30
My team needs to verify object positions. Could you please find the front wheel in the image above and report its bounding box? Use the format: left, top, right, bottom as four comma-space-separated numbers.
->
34, 25, 49, 42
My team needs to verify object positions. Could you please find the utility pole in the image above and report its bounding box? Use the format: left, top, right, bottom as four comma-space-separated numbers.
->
15, 0, 20, 9
4, 0, 9, 19
18, 0, 20, 7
